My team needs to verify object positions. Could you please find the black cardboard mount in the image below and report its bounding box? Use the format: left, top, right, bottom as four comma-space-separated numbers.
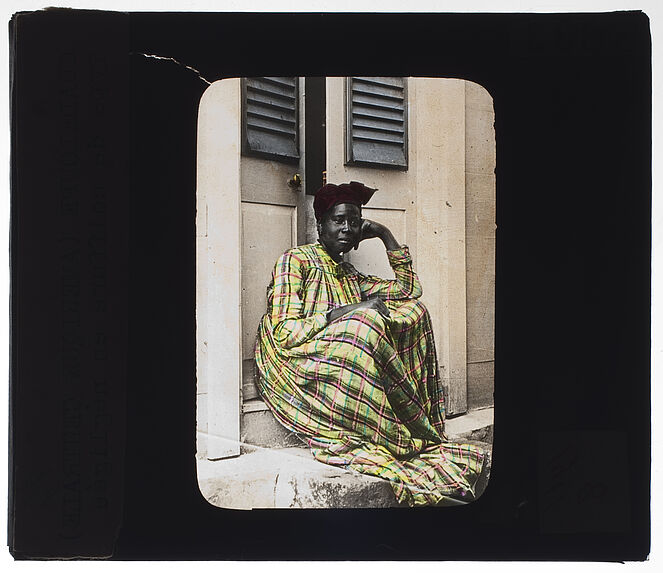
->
9, 9, 651, 560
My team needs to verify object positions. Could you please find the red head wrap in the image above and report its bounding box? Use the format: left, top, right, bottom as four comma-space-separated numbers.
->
313, 181, 378, 221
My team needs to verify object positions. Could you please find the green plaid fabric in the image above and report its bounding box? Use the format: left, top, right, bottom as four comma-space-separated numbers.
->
255, 242, 486, 506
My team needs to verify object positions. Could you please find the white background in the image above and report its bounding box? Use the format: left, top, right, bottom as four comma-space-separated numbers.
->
0, 1, 660, 571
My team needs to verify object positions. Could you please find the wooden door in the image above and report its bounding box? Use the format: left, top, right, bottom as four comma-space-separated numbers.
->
240, 155, 306, 407
325, 77, 417, 302
345, 194, 413, 280
239, 76, 309, 413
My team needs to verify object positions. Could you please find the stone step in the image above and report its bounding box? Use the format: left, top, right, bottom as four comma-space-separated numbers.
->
241, 399, 494, 449
445, 406, 494, 443
240, 406, 301, 451
198, 446, 399, 509
198, 445, 489, 509
200, 407, 493, 509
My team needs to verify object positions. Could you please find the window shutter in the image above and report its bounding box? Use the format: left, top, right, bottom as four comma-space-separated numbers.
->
242, 77, 299, 164
346, 77, 408, 169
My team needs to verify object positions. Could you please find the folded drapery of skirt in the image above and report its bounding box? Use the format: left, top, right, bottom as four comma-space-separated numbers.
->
256, 296, 486, 506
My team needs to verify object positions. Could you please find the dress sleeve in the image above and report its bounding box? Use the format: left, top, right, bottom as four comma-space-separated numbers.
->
270, 251, 329, 349
358, 245, 423, 300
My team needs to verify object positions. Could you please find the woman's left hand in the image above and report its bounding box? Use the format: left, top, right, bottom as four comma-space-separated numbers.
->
354, 219, 387, 249
354, 219, 400, 251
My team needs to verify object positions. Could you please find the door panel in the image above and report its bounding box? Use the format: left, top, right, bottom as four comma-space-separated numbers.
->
348, 207, 406, 279
239, 81, 306, 410
241, 201, 297, 360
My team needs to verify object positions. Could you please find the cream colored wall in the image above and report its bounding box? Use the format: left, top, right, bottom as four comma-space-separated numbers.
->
196, 79, 242, 460
412, 78, 470, 415
464, 81, 496, 409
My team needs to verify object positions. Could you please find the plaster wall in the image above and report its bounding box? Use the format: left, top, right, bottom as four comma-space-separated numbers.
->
196, 79, 242, 459
464, 81, 496, 409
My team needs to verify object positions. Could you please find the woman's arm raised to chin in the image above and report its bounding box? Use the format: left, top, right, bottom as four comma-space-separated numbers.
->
354, 219, 400, 252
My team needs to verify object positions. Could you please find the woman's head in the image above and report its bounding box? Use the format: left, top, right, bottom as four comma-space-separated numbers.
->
317, 202, 362, 257
313, 181, 377, 222
314, 181, 377, 258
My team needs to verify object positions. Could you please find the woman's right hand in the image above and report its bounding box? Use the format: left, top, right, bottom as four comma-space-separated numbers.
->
356, 296, 391, 319
327, 297, 391, 323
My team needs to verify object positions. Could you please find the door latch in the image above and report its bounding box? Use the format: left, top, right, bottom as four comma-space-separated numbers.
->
288, 173, 302, 190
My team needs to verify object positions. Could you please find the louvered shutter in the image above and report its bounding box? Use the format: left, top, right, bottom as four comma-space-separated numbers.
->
346, 77, 408, 169
241, 77, 299, 164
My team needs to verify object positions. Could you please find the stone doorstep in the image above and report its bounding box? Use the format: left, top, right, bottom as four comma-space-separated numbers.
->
445, 406, 494, 443
198, 447, 399, 509
198, 407, 494, 509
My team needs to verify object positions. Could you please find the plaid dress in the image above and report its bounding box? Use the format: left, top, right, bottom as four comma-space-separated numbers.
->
255, 242, 485, 506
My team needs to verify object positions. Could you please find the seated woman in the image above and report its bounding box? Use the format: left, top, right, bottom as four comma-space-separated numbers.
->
255, 181, 486, 506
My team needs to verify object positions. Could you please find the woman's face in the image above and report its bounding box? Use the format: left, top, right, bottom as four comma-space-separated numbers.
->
318, 203, 362, 257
